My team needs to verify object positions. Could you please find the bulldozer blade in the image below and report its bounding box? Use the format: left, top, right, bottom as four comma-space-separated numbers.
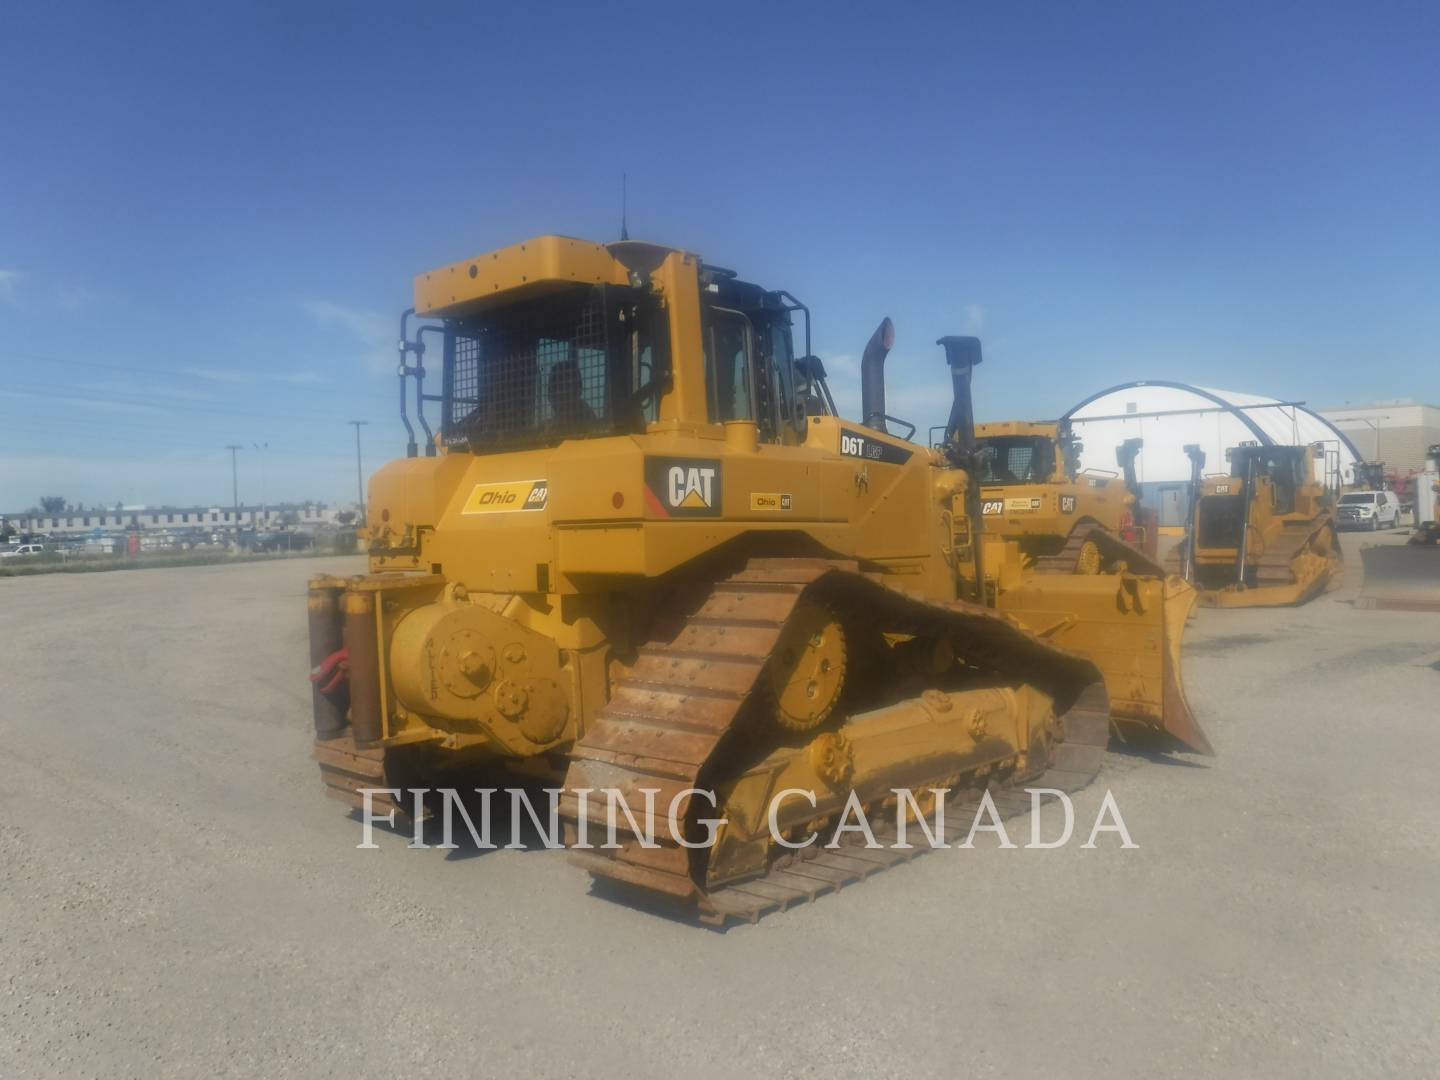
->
998, 573, 1213, 756
1358, 544, 1440, 612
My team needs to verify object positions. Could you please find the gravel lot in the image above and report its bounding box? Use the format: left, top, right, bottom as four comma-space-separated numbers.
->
2, 534, 1437, 1079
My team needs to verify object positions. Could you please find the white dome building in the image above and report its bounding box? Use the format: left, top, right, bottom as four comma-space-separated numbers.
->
1061, 381, 1364, 530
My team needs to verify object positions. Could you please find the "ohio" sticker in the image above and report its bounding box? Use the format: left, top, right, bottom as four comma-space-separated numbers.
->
750, 492, 793, 512
644, 457, 723, 517
462, 479, 549, 514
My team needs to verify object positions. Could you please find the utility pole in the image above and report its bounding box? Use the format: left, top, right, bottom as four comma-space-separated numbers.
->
349, 421, 368, 523
254, 441, 269, 527
226, 445, 241, 523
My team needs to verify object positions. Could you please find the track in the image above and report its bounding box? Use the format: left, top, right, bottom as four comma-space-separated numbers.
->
313, 732, 414, 818
1249, 520, 1340, 592
1168, 517, 1342, 604
1034, 525, 1166, 577
560, 557, 1105, 925
689, 688, 1109, 925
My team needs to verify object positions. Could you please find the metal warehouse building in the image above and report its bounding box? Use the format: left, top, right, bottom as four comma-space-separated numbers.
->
1060, 381, 1364, 530
1318, 400, 1440, 478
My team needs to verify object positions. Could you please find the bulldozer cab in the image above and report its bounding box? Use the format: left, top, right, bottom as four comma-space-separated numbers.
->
1351, 460, 1388, 492
1222, 443, 1332, 518
972, 421, 1090, 486
970, 420, 1158, 567
976, 427, 1063, 485
408, 239, 826, 458
697, 270, 818, 444
438, 283, 670, 452
1234, 445, 1303, 513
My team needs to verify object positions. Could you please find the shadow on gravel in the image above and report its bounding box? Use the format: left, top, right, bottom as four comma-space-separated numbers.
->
587, 877, 731, 932
348, 785, 732, 931
1107, 741, 1212, 768
1183, 633, 1271, 656
346, 778, 562, 860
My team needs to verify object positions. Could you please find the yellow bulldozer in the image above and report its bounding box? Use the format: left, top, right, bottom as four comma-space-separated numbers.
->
1168, 441, 1342, 607
973, 420, 1164, 575
306, 235, 1209, 923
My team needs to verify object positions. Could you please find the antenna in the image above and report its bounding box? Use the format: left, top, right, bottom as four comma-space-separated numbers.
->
620, 173, 629, 241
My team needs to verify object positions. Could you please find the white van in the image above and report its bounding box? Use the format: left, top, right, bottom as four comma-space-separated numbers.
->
1336, 490, 1402, 530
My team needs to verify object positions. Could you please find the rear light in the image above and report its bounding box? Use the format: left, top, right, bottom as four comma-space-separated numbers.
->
1118, 509, 1141, 544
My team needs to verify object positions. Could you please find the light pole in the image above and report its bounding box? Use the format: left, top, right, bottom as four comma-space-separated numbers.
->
349, 421, 368, 523
226, 445, 241, 526
253, 442, 269, 529
1332, 416, 1390, 463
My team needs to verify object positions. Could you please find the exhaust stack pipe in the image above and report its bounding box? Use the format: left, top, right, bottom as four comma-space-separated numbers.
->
939, 335, 985, 601
1117, 438, 1144, 492
861, 317, 896, 433
1181, 444, 1205, 582
939, 336, 983, 453
1116, 437, 1155, 557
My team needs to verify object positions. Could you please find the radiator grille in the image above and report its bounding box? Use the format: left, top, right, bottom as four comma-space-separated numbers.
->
1197, 493, 1246, 548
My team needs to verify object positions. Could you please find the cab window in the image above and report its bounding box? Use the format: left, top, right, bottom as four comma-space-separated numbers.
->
704, 309, 753, 424
976, 436, 1056, 484
766, 321, 797, 434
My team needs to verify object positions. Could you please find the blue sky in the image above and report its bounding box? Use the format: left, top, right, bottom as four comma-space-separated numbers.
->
2, 1, 1436, 511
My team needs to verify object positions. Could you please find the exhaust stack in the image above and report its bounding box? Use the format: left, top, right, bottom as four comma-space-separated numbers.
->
939, 335, 985, 602
861, 318, 896, 433
1117, 438, 1143, 492
1181, 444, 1205, 582
939, 336, 983, 453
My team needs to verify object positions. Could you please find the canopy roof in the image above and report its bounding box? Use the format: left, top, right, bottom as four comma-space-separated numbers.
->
1060, 381, 1364, 486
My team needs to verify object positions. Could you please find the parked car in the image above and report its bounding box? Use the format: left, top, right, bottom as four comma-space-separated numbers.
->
1337, 490, 1403, 531
0, 543, 47, 559
250, 530, 314, 552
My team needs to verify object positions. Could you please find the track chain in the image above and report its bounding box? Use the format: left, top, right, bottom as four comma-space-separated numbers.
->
560, 557, 1105, 924
1033, 525, 1166, 578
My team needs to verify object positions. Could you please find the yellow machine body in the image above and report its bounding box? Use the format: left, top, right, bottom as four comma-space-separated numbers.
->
973, 421, 1130, 547
972, 419, 1166, 572
1174, 442, 1341, 608
307, 235, 1210, 920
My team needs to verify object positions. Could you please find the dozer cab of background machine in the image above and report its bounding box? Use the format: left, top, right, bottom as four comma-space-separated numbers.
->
1359, 442, 1440, 611
306, 234, 1209, 922
1169, 441, 1342, 607
1351, 460, 1390, 493
972, 420, 1163, 575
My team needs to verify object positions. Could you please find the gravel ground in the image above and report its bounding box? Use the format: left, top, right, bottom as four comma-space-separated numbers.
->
2, 534, 1437, 1079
